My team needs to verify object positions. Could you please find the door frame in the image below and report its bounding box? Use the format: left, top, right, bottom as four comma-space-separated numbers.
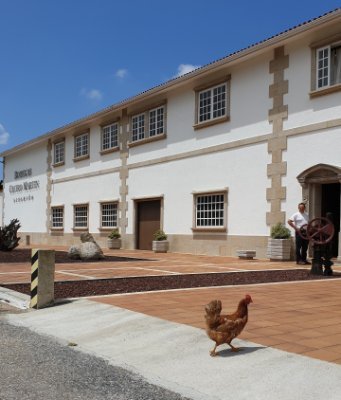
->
133, 196, 164, 250
297, 163, 341, 260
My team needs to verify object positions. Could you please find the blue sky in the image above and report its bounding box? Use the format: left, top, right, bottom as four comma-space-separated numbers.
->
0, 0, 340, 160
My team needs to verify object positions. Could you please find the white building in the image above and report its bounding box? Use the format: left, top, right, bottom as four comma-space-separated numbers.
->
1, 9, 341, 259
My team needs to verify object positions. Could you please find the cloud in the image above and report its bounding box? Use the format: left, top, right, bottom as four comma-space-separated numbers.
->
0, 124, 9, 145
175, 63, 201, 77
115, 69, 128, 79
80, 88, 103, 101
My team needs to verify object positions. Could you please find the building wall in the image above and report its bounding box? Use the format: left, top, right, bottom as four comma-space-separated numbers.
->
3, 20, 341, 258
3, 143, 48, 232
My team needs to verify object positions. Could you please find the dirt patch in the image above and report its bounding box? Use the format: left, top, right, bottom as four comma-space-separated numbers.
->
3, 269, 340, 300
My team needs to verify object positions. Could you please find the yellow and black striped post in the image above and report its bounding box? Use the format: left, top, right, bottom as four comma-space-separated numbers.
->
30, 249, 55, 309
30, 249, 39, 308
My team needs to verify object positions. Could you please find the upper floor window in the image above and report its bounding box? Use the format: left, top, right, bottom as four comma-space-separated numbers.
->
53, 141, 65, 165
149, 107, 164, 137
198, 83, 227, 123
74, 133, 89, 159
130, 105, 165, 143
101, 123, 119, 152
316, 44, 341, 89
132, 114, 146, 141
194, 78, 230, 129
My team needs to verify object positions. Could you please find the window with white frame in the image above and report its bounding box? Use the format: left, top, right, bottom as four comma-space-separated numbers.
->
149, 107, 164, 136
74, 204, 88, 228
101, 202, 118, 228
101, 123, 118, 151
198, 83, 227, 123
132, 114, 145, 141
131, 105, 165, 142
316, 44, 341, 89
74, 133, 89, 159
51, 206, 64, 229
194, 193, 226, 228
54, 141, 65, 165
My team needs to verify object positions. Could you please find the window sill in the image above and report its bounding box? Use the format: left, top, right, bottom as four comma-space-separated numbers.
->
100, 147, 119, 155
52, 162, 65, 168
128, 133, 166, 148
73, 155, 89, 162
72, 227, 89, 232
98, 227, 117, 232
191, 227, 227, 233
310, 83, 341, 98
50, 227, 64, 231
193, 115, 230, 130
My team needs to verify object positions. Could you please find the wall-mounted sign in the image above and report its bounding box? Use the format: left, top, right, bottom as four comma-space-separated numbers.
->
9, 180, 40, 194
14, 168, 32, 179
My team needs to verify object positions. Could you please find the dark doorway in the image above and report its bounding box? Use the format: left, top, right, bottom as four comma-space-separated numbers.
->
136, 199, 161, 250
321, 183, 340, 257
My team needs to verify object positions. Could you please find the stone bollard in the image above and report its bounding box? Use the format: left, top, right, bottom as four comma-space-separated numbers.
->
30, 249, 55, 309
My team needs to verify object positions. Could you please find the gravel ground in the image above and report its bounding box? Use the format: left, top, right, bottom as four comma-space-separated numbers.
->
0, 318, 190, 400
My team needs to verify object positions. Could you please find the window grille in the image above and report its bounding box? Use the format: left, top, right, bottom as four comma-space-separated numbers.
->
195, 194, 225, 227
74, 205, 88, 228
101, 203, 118, 228
51, 207, 64, 228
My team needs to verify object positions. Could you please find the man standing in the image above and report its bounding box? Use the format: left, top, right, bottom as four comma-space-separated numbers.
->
288, 202, 310, 265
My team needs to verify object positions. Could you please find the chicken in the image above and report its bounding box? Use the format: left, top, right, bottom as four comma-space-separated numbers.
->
204, 294, 253, 357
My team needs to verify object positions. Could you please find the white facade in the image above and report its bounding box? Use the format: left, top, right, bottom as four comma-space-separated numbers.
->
1, 9, 341, 258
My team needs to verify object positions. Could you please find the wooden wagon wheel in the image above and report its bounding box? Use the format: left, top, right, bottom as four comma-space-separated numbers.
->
306, 217, 335, 245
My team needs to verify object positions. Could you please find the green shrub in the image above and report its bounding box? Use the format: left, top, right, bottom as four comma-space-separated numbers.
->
153, 229, 167, 241
270, 222, 291, 239
108, 228, 121, 239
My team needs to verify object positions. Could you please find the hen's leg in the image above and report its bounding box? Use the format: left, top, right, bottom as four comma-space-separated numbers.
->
228, 343, 240, 352
210, 344, 218, 357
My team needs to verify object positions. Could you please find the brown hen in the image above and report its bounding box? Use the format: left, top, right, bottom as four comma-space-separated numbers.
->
205, 294, 253, 356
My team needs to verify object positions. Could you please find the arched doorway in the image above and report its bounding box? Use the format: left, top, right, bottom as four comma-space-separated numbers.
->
297, 164, 341, 260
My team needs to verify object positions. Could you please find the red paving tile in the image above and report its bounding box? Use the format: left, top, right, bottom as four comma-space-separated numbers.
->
1, 246, 341, 365
90, 279, 341, 365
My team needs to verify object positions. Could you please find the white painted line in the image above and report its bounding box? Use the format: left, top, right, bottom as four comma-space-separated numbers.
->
56, 266, 179, 275
0, 271, 28, 275
56, 271, 96, 280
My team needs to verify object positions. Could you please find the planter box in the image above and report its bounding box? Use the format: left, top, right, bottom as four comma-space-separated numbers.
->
107, 238, 121, 249
267, 238, 291, 261
152, 240, 169, 253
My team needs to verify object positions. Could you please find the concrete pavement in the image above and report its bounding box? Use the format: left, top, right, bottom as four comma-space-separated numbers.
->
3, 289, 341, 400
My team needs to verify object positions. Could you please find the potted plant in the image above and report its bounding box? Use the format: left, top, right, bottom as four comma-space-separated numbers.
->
152, 229, 169, 253
107, 228, 121, 249
267, 222, 292, 260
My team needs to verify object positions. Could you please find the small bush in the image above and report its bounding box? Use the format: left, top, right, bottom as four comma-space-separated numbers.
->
108, 228, 121, 239
153, 229, 167, 241
270, 222, 291, 239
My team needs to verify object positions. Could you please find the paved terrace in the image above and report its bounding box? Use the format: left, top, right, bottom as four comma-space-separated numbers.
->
2, 246, 339, 284
1, 247, 341, 365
